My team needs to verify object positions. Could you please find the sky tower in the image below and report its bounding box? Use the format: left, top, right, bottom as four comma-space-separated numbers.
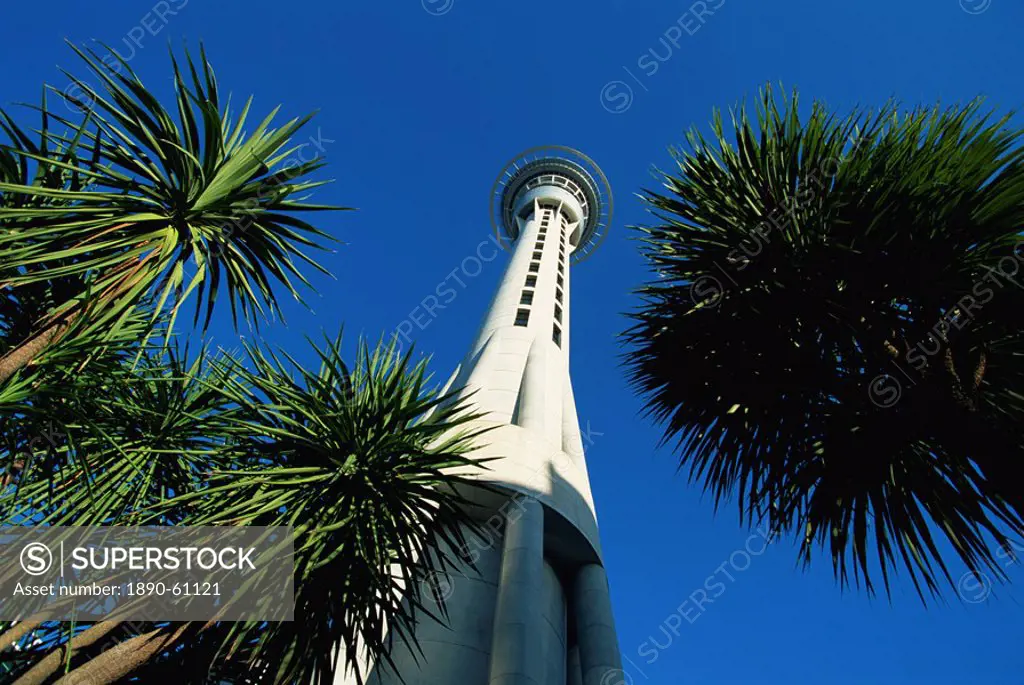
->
347, 146, 622, 685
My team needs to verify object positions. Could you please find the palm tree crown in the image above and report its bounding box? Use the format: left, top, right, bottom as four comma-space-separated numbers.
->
626, 87, 1024, 599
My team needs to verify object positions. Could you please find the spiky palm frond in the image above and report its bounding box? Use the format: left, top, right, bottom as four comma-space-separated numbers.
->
626, 86, 1024, 600
1, 341, 243, 526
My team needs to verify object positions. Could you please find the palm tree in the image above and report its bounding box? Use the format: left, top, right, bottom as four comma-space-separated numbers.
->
625, 87, 1024, 599
1, 44, 489, 683
0, 41, 342, 392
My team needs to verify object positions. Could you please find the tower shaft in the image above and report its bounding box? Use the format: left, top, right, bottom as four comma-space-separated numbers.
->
340, 152, 621, 685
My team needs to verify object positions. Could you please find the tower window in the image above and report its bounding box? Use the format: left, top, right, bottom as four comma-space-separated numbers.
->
557, 274, 564, 287
529, 262, 540, 273
557, 262, 564, 275
515, 309, 530, 327
520, 290, 534, 305
555, 287, 563, 303
526, 275, 537, 288
533, 251, 542, 261
554, 305, 562, 323
552, 324, 562, 347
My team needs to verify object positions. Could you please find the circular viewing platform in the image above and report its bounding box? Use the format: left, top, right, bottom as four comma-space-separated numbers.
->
490, 145, 613, 264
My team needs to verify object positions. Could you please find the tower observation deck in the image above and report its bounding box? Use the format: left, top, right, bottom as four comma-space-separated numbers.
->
341, 146, 622, 685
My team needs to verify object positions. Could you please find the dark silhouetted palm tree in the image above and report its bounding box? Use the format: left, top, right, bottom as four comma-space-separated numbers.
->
626, 87, 1024, 600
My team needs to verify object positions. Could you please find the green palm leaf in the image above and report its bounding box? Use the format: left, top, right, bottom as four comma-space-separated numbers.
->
148, 334, 492, 684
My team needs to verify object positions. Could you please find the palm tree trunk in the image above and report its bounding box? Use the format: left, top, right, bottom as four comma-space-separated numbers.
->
0, 317, 72, 487
0, 618, 44, 652
0, 320, 68, 386
13, 621, 119, 685
51, 623, 189, 685
0, 241, 155, 388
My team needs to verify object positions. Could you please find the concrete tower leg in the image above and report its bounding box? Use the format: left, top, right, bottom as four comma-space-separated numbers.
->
568, 645, 584, 685
487, 496, 545, 685
574, 563, 623, 685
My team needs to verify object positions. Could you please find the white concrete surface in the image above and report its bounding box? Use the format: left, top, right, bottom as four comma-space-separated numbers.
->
488, 497, 545, 685
574, 564, 624, 685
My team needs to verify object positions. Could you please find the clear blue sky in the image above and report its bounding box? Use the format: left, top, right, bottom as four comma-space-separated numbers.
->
3, 1, 1023, 683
